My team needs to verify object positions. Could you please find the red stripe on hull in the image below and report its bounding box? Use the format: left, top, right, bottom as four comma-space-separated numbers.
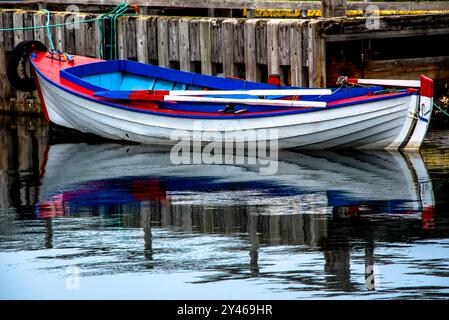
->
32, 66, 50, 122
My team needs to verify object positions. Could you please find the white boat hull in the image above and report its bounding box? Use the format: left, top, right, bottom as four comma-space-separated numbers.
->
37, 72, 422, 149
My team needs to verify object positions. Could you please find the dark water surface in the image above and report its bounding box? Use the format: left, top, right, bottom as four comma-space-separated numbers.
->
1, 115, 449, 299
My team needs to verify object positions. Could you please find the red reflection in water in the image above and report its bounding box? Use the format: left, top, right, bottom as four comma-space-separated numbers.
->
422, 206, 435, 230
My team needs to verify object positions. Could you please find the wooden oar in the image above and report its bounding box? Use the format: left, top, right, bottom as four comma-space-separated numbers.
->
161, 95, 327, 108
166, 88, 333, 96
94, 88, 332, 100
94, 90, 327, 108
347, 78, 420, 88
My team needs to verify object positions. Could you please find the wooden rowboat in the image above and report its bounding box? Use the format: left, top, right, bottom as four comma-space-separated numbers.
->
23, 44, 434, 149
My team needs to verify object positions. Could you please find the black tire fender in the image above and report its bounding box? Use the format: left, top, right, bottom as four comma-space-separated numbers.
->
6, 40, 47, 92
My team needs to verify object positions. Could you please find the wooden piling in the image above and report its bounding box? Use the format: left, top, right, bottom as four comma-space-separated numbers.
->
0, 11, 8, 104
54, 13, 65, 53
168, 18, 179, 66
267, 20, 280, 78
64, 12, 76, 55
157, 17, 169, 68
233, 19, 245, 67
178, 17, 191, 71
244, 19, 258, 82
278, 20, 291, 68
84, 15, 97, 58
211, 18, 222, 67
255, 19, 267, 66
3, 11, 15, 110
117, 16, 126, 59
93, 15, 102, 59
147, 16, 158, 63
125, 17, 136, 60
136, 16, 149, 64
308, 20, 326, 88
199, 18, 212, 75
290, 20, 306, 86
222, 19, 237, 77
12, 11, 26, 109
74, 14, 87, 56
32, 12, 47, 47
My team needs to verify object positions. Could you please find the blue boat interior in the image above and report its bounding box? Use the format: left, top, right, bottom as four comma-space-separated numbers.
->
60, 60, 404, 113
61, 60, 280, 92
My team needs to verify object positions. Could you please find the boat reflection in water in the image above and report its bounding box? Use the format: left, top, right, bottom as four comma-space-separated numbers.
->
35, 142, 435, 291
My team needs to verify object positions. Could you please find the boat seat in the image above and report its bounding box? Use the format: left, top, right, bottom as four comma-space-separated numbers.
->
153, 79, 175, 90
119, 73, 156, 91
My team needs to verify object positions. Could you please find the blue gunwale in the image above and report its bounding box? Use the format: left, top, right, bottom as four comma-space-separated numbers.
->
32, 59, 417, 120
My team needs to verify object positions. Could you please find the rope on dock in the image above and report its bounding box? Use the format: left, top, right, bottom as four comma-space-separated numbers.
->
0, 2, 132, 59
434, 102, 449, 118
39, 9, 55, 52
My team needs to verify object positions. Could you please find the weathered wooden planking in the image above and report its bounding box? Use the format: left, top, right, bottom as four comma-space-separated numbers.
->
117, 16, 126, 59
33, 11, 55, 49
31, 12, 45, 47
12, 11, 26, 108
364, 55, 449, 80
54, 13, 65, 52
199, 19, 212, 75
189, 19, 200, 62
1, 11, 16, 107
222, 19, 237, 77
136, 16, 149, 63
12, 11, 24, 53
23, 11, 34, 42
290, 20, 307, 87
178, 17, 191, 71
117, 16, 136, 60
267, 20, 280, 76
93, 14, 102, 58
327, 26, 449, 42
4, 11, 449, 115
157, 17, 169, 67
168, 18, 179, 62
0, 11, 9, 103
278, 20, 292, 66
324, 13, 449, 42
233, 19, 245, 64
244, 19, 258, 81
211, 18, 222, 64
64, 12, 76, 54
75, 14, 87, 56
300, 20, 309, 68
255, 19, 267, 65
126, 17, 137, 60
308, 20, 326, 87
147, 16, 158, 61
84, 15, 96, 57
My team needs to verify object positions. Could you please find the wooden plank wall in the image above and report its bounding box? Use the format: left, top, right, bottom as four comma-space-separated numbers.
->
0, 11, 320, 113
1, 9, 449, 114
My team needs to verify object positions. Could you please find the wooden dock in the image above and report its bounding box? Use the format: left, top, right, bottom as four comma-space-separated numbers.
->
1, 0, 449, 114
